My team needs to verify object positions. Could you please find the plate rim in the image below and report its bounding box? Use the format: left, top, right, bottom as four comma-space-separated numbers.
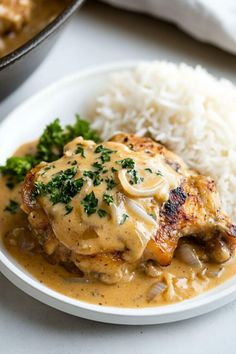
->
1, 60, 236, 324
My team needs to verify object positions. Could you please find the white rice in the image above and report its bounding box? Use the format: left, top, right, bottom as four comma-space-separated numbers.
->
90, 61, 236, 220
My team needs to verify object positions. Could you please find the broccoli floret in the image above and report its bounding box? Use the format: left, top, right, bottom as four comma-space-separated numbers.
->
0, 115, 100, 187
0, 155, 37, 183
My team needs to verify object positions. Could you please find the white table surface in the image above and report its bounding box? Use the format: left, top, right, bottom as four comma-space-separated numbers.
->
1, 2, 236, 353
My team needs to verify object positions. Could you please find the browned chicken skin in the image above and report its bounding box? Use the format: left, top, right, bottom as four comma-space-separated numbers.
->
113, 134, 236, 266
21, 133, 236, 283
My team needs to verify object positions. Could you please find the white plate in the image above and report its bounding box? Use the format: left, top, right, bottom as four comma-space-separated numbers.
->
1, 61, 236, 325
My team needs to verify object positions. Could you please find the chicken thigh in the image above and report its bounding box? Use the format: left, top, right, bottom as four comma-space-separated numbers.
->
21, 133, 236, 283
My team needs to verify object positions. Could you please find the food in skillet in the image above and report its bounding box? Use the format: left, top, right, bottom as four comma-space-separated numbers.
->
0, 0, 71, 58
0, 0, 32, 35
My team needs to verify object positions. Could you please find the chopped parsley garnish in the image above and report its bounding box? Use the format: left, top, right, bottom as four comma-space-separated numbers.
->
95, 145, 116, 164
75, 145, 85, 158
116, 158, 135, 169
81, 191, 98, 216
148, 212, 156, 220
71, 160, 78, 166
144, 168, 153, 173
45, 165, 55, 171
98, 209, 108, 218
111, 167, 117, 173
33, 167, 84, 210
156, 171, 163, 177
0, 115, 100, 187
4, 200, 19, 214
41, 165, 55, 176
93, 175, 103, 186
101, 153, 111, 163
83, 169, 103, 186
83, 170, 94, 179
119, 213, 129, 225
103, 193, 114, 205
32, 181, 46, 198
65, 204, 73, 215
91, 162, 108, 175
92, 162, 103, 171
94, 145, 108, 153
128, 169, 144, 185
105, 177, 117, 190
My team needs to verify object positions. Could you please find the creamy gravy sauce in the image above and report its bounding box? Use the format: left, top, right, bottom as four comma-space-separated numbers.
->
1, 142, 236, 308
35, 137, 180, 263
0, 0, 71, 58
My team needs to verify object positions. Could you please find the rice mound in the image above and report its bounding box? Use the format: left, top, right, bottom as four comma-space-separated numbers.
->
90, 61, 236, 220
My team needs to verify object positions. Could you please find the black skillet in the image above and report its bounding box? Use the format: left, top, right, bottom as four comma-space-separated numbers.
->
0, 0, 84, 101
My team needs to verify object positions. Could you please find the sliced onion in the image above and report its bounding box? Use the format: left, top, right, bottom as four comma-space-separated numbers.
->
110, 203, 119, 224
7, 227, 25, 246
18, 237, 35, 252
205, 267, 224, 279
175, 243, 202, 269
164, 273, 176, 300
122, 271, 135, 283
118, 169, 163, 198
110, 202, 126, 225
208, 239, 231, 264
126, 198, 157, 226
147, 281, 167, 302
